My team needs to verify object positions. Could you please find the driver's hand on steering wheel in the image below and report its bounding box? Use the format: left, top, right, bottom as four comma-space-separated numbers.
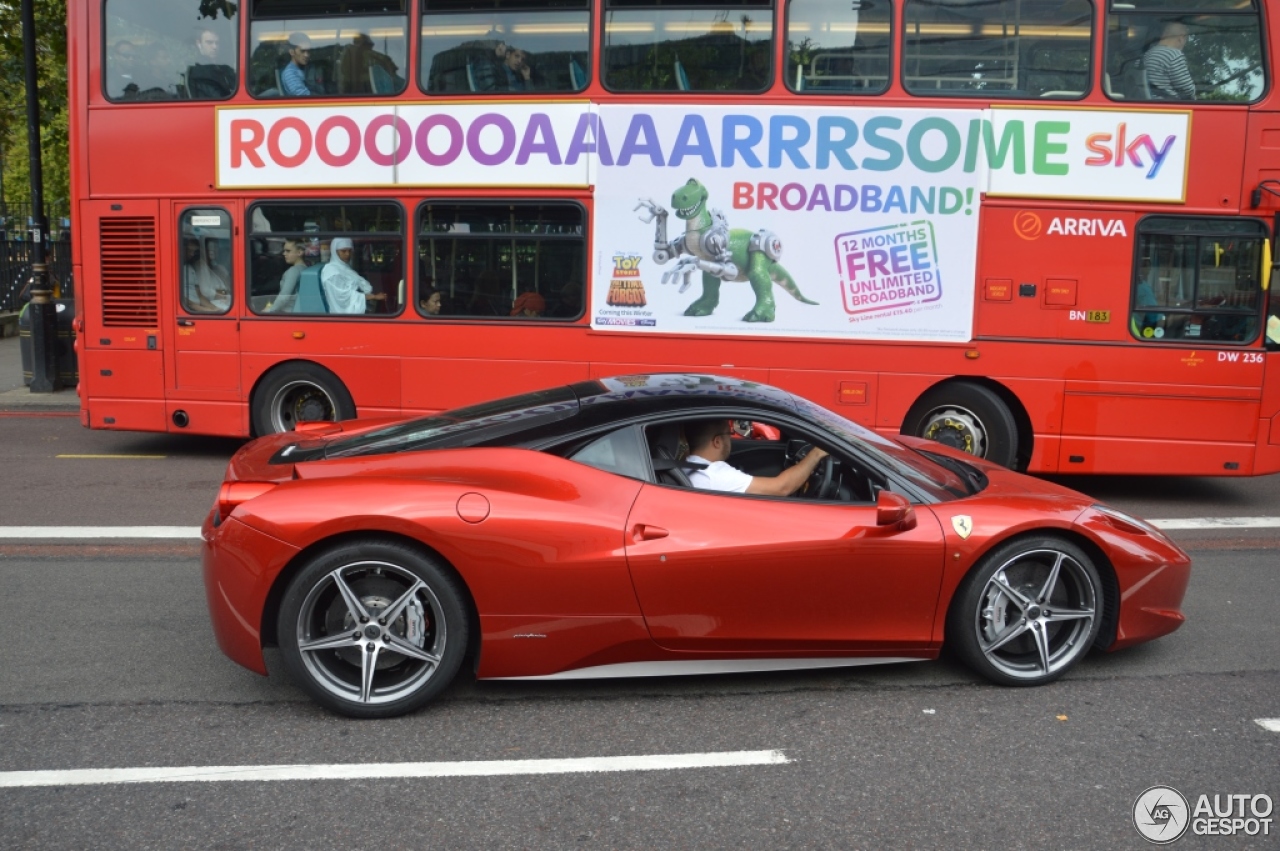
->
798, 445, 828, 466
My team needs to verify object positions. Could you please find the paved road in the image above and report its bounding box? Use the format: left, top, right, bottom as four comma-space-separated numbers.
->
0, 548, 1275, 849
0, 413, 1276, 848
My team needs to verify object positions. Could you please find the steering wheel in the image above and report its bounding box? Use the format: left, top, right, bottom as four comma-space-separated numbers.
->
797, 444, 835, 499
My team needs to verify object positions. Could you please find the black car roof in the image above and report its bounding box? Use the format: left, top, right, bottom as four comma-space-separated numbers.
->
569, 374, 800, 429
301, 374, 801, 462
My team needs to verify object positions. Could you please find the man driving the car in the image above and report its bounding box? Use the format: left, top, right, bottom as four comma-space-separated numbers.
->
684, 419, 828, 496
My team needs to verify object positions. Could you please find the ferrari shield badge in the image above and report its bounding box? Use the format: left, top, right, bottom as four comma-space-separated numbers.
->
951, 515, 974, 539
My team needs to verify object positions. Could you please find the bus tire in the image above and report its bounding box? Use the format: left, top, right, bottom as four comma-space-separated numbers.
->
902, 382, 1018, 468
252, 363, 356, 436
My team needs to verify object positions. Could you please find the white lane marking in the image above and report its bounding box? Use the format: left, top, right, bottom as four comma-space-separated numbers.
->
0, 527, 201, 539
1150, 517, 1280, 530
0, 751, 790, 788
1256, 718, 1280, 732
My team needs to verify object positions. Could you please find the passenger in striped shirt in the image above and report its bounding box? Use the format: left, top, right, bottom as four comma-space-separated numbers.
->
1144, 22, 1196, 101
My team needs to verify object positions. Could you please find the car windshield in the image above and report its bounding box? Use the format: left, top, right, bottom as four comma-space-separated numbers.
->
790, 396, 972, 498
325, 386, 579, 457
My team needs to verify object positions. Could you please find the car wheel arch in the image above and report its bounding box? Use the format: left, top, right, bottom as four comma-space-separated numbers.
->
942, 528, 1119, 652
260, 530, 482, 673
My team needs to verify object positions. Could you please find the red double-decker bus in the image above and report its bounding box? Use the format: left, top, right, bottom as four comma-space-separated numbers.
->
69, 0, 1280, 475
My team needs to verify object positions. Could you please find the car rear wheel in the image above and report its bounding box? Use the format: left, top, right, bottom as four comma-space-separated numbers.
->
277, 540, 469, 718
903, 382, 1018, 468
948, 537, 1101, 686
252, 362, 355, 436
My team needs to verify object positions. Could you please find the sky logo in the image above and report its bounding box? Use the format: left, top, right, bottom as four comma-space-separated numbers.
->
1083, 122, 1177, 180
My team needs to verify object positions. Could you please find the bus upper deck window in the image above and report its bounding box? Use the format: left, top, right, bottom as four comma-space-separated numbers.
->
903, 0, 1092, 99
1104, 1, 1265, 104
603, 0, 774, 93
786, 0, 891, 95
248, 0, 409, 98
104, 0, 239, 101
421, 0, 591, 95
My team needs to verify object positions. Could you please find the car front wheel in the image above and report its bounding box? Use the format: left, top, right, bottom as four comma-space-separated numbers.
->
948, 537, 1102, 686
277, 540, 469, 718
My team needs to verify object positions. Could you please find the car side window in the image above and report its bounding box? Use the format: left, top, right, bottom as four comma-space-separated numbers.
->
568, 427, 651, 480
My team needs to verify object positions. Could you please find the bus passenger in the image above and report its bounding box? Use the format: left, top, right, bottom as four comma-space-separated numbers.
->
420, 288, 445, 316
108, 40, 140, 99
282, 33, 314, 96
268, 238, 307, 313
188, 26, 236, 98
182, 237, 231, 313
1144, 22, 1196, 101
511, 291, 546, 317
322, 237, 385, 313
471, 42, 539, 92
498, 44, 538, 91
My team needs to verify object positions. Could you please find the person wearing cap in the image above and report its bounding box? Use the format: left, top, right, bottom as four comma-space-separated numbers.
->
282, 32, 314, 96
511, 291, 546, 317
321, 237, 384, 313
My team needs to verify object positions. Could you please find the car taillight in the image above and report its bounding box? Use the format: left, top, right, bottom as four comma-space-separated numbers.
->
216, 481, 278, 523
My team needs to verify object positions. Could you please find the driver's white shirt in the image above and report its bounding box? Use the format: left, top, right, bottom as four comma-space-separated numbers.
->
686, 454, 753, 493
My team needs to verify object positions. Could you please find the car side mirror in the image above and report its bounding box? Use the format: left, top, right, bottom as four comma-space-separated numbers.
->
876, 490, 917, 531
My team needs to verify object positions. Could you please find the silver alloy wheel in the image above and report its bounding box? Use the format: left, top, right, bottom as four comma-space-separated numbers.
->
972, 548, 1097, 680
267, 379, 338, 433
294, 560, 448, 706
919, 405, 987, 458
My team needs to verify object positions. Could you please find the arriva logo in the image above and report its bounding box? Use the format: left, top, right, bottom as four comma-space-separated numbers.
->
1014, 213, 1127, 239
1013, 211, 1042, 240
1084, 122, 1177, 179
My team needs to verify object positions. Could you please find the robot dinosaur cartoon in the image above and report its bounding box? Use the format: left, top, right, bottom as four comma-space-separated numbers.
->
635, 178, 818, 323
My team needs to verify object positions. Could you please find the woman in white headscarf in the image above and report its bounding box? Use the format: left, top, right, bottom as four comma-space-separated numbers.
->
320, 237, 374, 314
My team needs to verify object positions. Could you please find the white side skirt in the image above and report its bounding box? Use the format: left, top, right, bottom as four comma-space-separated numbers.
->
490, 657, 927, 680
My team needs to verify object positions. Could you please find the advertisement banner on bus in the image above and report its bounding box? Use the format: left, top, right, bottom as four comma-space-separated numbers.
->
985, 107, 1190, 203
214, 102, 1190, 342
586, 105, 1189, 342
216, 103, 594, 188
590, 105, 984, 342
215, 104, 1188, 200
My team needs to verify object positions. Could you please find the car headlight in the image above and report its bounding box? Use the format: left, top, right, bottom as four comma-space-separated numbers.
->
1089, 504, 1175, 545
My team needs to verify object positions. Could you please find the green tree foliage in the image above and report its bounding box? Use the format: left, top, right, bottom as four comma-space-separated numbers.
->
0, 0, 68, 217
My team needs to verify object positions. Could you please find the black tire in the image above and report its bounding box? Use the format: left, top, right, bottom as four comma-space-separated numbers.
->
277, 539, 470, 718
902, 382, 1018, 468
251, 362, 355, 436
947, 536, 1102, 687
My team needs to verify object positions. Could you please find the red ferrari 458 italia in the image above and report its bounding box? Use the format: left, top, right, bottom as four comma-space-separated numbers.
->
203, 375, 1190, 718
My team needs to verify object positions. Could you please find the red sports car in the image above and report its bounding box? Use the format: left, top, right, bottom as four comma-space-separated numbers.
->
203, 375, 1190, 718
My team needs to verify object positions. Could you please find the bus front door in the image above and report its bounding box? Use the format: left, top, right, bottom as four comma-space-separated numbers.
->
168, 203, 243, 434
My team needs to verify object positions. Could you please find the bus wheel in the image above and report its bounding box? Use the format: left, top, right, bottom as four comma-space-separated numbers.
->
903, 383, 1018, 468
252, 363, 356, 436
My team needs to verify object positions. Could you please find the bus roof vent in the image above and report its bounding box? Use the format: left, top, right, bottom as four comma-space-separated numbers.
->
99, 217, 158, 327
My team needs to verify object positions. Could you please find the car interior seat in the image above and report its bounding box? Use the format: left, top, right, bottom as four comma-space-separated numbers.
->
648, 423, 703, 487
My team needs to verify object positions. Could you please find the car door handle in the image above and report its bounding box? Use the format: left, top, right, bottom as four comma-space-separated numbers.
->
631, 524, 669, 542
177, 318, 195, 326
